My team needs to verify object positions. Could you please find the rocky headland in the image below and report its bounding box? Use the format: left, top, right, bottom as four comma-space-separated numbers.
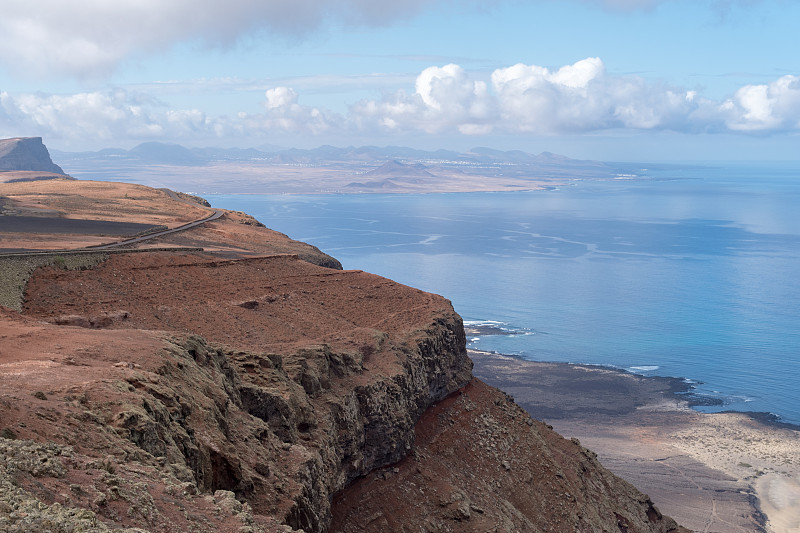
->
0, 137, 70, 183
0, 177, 688, 532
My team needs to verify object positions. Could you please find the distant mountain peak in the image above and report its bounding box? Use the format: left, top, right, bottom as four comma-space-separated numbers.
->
536, 151, 569, 161
129, 141, 204, 165
366, 160, 434, 178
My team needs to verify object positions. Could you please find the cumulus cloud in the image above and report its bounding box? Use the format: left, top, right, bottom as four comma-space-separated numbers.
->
352, 58, 703, 135
243, 87, 339, 135
0, 90, 169, 140
720, 75, 800, 131
349, 64, 494, 135
0, 0, 443, 78
0, 86, 340, 143
490, 58, 609, 132
3, 59, 800, 146
264, 87, 299, 109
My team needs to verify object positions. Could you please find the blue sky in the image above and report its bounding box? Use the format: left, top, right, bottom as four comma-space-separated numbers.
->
1, 0, 799, 161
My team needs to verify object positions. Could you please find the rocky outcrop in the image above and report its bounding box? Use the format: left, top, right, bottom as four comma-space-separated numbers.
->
0, 137, 66, 174
330, 379, 687, 532
0, 318, 468, 531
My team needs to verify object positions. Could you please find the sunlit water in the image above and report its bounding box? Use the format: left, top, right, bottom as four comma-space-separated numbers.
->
207, 162, 800, 424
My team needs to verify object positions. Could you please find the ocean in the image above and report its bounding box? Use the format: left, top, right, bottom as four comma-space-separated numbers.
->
207, 162, 800, 425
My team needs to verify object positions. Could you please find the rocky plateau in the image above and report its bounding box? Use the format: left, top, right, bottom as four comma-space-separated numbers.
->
0, 175, 688, 532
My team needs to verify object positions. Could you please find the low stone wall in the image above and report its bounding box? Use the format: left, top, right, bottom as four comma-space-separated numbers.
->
0, 248, 201, 311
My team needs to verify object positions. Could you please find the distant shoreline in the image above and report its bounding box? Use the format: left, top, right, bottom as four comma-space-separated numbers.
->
465, 324, 799, 430
470, 348, 800, 532
468, 346, 692, 418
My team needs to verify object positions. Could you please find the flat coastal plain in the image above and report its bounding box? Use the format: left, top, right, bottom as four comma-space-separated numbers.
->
471, 349, 800, 533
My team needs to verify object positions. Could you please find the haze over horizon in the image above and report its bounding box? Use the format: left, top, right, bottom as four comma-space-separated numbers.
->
1, 0, 799, 162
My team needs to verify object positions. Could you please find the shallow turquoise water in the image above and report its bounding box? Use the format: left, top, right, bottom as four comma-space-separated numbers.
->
207, 162, 800, 424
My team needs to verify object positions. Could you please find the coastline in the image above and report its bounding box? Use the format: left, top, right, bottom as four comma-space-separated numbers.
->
470, 348, 800, 533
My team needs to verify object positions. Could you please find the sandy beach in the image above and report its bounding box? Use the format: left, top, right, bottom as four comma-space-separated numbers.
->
470, 349, 800, 533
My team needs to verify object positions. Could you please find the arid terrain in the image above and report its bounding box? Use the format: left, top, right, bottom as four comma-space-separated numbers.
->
1, 178, 690, 532
472, 350, 800, 533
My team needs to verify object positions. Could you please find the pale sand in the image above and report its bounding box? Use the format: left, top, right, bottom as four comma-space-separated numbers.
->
757, 476, 800, 533
669, 412, 800, 533
471, 349, 800, 532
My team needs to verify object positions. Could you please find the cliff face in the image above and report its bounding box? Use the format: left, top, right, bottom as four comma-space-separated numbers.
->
0, 180, 687, 532
13, 252, 472, 532
331, 378, 683, 532
0, 137, 66, 175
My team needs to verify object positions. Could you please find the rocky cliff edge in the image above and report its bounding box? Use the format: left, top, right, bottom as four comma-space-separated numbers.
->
0, 180, 686, 532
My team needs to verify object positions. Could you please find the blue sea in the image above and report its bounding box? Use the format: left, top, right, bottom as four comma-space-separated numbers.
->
207, 162, 800, 425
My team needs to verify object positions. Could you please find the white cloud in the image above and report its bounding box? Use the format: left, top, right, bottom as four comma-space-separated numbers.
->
247, 88, 339, 135
491, 58, 610, 132
353, 58, 700, 135
265, 87, 299, 109
349, 64, 495, 136
0, 90, 166, 141
0, 0, 446, 78
3, 60, 800, 147
721, 75, 800, 131
0, 0, 771, 79
0, 85, 341, 143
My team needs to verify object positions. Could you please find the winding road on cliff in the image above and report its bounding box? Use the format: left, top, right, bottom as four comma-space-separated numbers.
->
0, 188, 224, 255
88, 188, 223, 250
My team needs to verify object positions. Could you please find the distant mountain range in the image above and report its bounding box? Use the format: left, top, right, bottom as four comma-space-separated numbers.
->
366, 160, 435, 178
45, 141, 667, 194
51, 141, 610, 170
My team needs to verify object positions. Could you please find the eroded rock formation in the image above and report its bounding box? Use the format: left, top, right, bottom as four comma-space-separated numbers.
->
331, 379, 684, 532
